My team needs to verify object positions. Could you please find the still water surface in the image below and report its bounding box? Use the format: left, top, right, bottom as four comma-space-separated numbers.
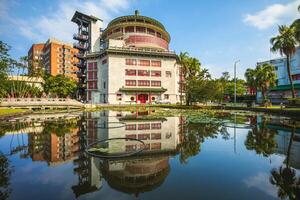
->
0, 110, 299, 200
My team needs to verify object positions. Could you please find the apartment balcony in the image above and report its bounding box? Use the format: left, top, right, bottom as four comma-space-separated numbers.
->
81, 30, 89, 35
73, 34, 88, 41
73, 43, 88, 51
76, 61, 86, 68
75, 53, 85, 60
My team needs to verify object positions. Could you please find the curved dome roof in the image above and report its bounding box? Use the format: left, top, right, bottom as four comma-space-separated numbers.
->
106, 10, 166, 31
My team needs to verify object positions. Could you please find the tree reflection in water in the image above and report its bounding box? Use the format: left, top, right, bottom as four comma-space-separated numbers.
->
270, 122, 300, 200
178, 121, 222, 164
245, 116, 277, 157
0, 152, 13, 200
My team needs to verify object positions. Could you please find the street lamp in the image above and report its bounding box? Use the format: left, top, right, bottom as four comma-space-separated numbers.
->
234, 60, 240, 106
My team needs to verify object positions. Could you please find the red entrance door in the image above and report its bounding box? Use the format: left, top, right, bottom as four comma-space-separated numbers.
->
137, 94, 148, 103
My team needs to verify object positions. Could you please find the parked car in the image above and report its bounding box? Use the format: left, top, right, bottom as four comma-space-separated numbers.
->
156, 99, 171, 104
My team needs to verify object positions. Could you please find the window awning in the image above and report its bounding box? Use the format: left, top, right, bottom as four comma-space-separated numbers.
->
119, 87, 167, 92
269, 83, 300, 91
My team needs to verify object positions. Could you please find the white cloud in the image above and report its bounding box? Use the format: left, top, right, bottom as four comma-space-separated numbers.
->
244, 172, 278, 198
1, 0, 134, 43
243, 0, 300, 30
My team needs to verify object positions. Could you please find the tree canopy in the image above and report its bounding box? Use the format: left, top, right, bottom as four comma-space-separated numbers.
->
44, 75, 77, 98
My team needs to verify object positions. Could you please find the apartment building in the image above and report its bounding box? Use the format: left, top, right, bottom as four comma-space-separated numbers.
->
28, 38, 79, 80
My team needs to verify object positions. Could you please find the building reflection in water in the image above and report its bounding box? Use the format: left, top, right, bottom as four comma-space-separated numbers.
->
72, 110, 183, 197
4, 111, 300, 199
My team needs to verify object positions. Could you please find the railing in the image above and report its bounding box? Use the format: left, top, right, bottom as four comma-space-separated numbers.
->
87, 46, 176, 57
0, 98, 84, 108
73, 43, 88, 50
73, 34, 88, 41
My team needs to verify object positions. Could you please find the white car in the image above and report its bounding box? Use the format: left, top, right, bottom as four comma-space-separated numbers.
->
156, 99, 171, 104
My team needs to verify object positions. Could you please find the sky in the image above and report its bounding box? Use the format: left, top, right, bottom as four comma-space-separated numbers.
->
0, 0, 300, 79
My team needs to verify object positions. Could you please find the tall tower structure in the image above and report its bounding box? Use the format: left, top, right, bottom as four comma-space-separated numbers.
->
71, 11, 103, 101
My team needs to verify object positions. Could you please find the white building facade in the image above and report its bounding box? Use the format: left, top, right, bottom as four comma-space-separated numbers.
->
84, 11, 181, 104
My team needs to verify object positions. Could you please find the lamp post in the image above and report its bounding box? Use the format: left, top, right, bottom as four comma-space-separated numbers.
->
234, 60, 240, 106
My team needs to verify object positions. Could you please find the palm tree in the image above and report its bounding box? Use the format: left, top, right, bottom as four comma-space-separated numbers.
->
245, 68, 257, 96
269, 123, 300, 200
255, 63, 277, 102
270, 25, 298, 98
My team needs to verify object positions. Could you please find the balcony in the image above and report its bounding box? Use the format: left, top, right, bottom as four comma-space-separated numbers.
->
73, 43, 88, 51
76, 62, 86, 68
73, 34, 88, 41
81, 30, 89, 35
75, 53, 85, 59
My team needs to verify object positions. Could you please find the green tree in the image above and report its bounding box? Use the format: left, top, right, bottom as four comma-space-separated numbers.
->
256, 63, 277, 101
224, 79, 247, 98
245, 117, 277, 157
245, 68, 257, 96
270, 25, 298, 98
44, 75, 77, 98
270, 123, 300, 200
0, 152, 13, 200
177, 52, 190, 105
0, 41, 11, 97
291, 5, 300, 43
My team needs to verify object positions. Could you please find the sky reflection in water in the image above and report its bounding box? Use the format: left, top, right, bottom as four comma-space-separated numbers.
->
0, 110, 299, 200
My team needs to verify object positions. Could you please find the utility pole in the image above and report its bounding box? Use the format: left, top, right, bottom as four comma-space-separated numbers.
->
234, 60, 240, 106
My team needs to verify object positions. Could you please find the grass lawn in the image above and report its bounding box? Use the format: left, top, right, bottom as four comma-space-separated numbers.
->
0, 108, 29, 116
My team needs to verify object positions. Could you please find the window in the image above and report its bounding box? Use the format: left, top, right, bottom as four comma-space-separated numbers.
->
151, 70, 161, 77
88, 81, 97, 89
147, 28, 155, 35
138, 124, 150, 130
138, 70, 150, 76
138, 80, 150, 86
151, 81, 161, 87
88, 71, 97, 80
138, 134, 150, 140
151, 133, 161, 140
125, 80, 136, 86
151, 60, 161, 67
126, 134, 136, 139
166, 71, 172, 77
103, 81, 106, 89
139, 60, 150, 66
88, 62, 97, 70
125, 59, 137, 65
164, 94, 169, 99
157, 32, 162, 38
136, 26, 146, 33
151, 123, 161, 129
292, 74, 300, 80
125, 26, 134, 33
125, 124, 136, 130
125, 69, 136, 76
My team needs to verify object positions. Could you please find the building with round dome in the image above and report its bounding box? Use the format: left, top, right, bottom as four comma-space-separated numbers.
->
72, 10, 182, 104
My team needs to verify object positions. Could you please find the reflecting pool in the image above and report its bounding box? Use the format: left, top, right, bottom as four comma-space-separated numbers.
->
0, 110, 300, 200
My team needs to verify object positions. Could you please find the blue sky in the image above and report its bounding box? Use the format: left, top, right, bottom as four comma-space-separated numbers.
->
0, 0, 299, 78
